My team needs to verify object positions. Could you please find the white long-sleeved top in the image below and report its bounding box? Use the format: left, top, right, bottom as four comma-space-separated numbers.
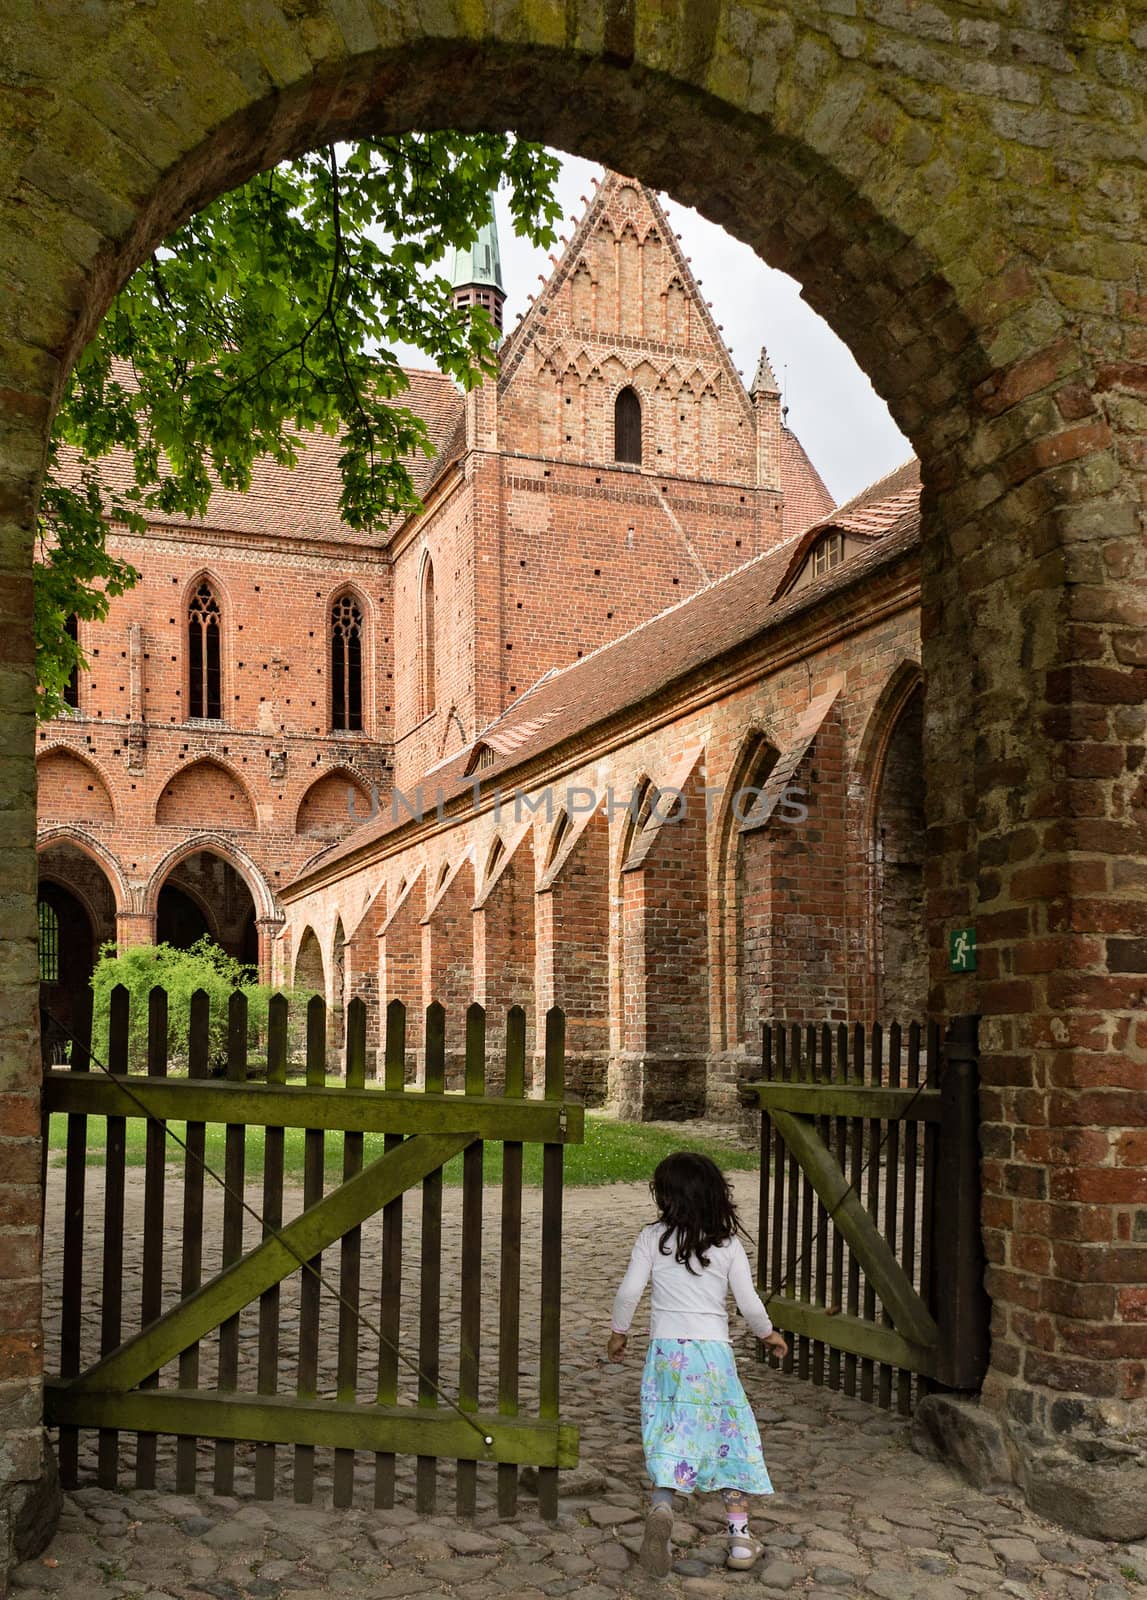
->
610, 1223, 774, 1344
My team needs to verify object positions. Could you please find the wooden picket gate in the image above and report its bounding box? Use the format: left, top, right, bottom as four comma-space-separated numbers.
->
42, 988, 583, 1519
741, 1016, 989, 1414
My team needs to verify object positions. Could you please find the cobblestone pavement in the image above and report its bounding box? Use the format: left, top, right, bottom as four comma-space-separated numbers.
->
23, 1173, 1147, 1600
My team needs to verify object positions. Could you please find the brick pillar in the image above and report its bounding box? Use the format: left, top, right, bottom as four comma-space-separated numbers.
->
0, 456, 59, 1573
916, 341, 1147, 1536
116, 909, 155, 948
255, 915, 282, 986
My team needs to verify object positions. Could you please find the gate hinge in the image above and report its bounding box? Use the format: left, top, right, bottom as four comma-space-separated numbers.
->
558, 1107, 568, 1140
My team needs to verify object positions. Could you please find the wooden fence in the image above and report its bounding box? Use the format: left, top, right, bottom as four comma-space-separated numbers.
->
742, 1016, 989, 1413
42, 988, 582, 1518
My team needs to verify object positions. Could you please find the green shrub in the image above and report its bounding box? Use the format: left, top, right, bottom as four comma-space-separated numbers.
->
90, 939, 318, 1074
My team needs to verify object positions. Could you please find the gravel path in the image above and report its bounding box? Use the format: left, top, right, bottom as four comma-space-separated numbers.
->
21, 1169, 1147, 1599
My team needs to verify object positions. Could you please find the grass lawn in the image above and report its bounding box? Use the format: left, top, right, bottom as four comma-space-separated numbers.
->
46, 1109, 757, 1187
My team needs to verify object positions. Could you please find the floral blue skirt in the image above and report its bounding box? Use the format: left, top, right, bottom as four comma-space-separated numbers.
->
641, 1338, 773, 1496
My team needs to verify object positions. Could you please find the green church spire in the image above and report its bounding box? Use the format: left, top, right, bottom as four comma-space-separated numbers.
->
449, 203, 505, 334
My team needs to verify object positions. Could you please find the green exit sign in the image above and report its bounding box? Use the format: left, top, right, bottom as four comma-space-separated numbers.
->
949, 927, 977, 972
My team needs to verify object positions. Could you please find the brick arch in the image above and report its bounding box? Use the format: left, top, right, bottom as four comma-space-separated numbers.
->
36, 827, 131, 918
293, 924, 325, 997
295, 767, 373, 839
155, 757, 256, 830
1, 0, 1144, 1491
858, 663, 927, 1022
36, 745, 116, 826
709, 725, 782, 1052
142, 833, 277, 924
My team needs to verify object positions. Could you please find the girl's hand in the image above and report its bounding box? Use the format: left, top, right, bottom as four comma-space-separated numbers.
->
606, 1332, 628, 1363
761, 1330, 789, 1359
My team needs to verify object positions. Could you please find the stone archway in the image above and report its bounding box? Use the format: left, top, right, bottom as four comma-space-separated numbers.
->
1, 2, 1144, 1550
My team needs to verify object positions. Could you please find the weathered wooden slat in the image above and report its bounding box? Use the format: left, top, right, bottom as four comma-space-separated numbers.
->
333, 998, 367, 1508
537, 1006, 565, 1523
374, 1000, 405, 1510
767, 1108, 939, 1350
255, 993, 288, 1501
861, 1022, 882, 1406
498, 1006, 526, 1519
828, 1022, 847, 1393
417, 1003, 447, 1514
136, 986, 169, 1490
757, 1024, 772, 1314
215, 991, 248, 1494
768, 1028, 785, 1372
176, 989, 210, 1492
66, 1129, 475, 1398
782, 1030, 799, 1381
44, 1385, 578, 1466
43, 1073, 583, 1142
57, 986, 93, 1490
811, 1024, 830, 1391
98, 983, 130, 1488
900, 1022, 922, 1416
739, 1083, 940, 1122
843, 1024, 864, 1398
456, 1002, 486, 1519
295, 995, 327, 1504
764, 1299, 938, 1377
919, 1022, 941, 1401
881, 1024, 902, 1412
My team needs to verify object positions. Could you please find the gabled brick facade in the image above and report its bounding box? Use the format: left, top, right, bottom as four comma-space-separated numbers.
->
37, 170, 837, 1056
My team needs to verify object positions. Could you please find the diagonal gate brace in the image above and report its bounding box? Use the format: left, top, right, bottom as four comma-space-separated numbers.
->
768, 1108, 939, 1350
67, 1131, 475, 1396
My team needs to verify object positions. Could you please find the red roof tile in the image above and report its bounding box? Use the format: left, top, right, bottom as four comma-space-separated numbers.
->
780, 428, 835, 538
57, 365, 464, 545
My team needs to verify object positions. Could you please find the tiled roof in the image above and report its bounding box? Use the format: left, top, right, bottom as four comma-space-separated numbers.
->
771, 457, 921, 600
57, 366, 464, 545
296, 463, 922, 884
780, 428, 835, 538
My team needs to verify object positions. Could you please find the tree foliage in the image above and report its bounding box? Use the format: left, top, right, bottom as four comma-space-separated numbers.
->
38, 134, 561, 717
91, 939, 317, 1073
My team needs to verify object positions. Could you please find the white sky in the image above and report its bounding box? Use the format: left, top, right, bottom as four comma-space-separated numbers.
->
394, 151, 912, 509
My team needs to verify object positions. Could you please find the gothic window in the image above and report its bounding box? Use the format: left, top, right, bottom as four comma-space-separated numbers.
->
38, 899, 59, 982
812, 533, 845, 578
420, 559, 437, 717
331, 593, 364, 732
614, 386, 642, 465
63, 614, 79, 710
187, 579, 222, 720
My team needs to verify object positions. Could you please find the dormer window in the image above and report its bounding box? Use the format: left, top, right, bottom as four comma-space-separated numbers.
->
812, 533, 844, 578
464, 742, 497, 776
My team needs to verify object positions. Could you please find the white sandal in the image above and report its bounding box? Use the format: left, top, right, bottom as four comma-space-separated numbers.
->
726, 1531, 764, 1570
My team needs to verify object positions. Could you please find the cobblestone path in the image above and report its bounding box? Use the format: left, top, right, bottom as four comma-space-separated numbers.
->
21, 1172, 1147, 1599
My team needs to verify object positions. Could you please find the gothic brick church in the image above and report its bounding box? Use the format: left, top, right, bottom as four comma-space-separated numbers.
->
38, 171, 924, 1116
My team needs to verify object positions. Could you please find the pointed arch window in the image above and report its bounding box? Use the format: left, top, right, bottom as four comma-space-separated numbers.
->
188, 580, 222, 720
331, 592, 364, 731
63, 613, 80, 710
420, 558, 437, 717
614, 386, 642, 464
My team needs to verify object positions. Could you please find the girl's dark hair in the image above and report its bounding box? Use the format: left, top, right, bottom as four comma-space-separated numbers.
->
651, 1151, 745, 1272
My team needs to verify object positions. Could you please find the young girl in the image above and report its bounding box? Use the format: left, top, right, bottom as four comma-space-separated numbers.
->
607, 1151, 788, 1578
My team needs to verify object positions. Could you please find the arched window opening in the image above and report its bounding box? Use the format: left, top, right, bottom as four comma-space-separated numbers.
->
420, 559, 437, 716
549, 810, 571, 866
331, 593, 364, 731
188, 580, 222, 720
63, 614, 80, 710
38, 899, 60, 982
614, 386, 642, 465
486, 836, 505, 884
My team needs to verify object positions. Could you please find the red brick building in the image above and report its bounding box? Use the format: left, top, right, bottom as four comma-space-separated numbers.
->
37, 170, 918, 1114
